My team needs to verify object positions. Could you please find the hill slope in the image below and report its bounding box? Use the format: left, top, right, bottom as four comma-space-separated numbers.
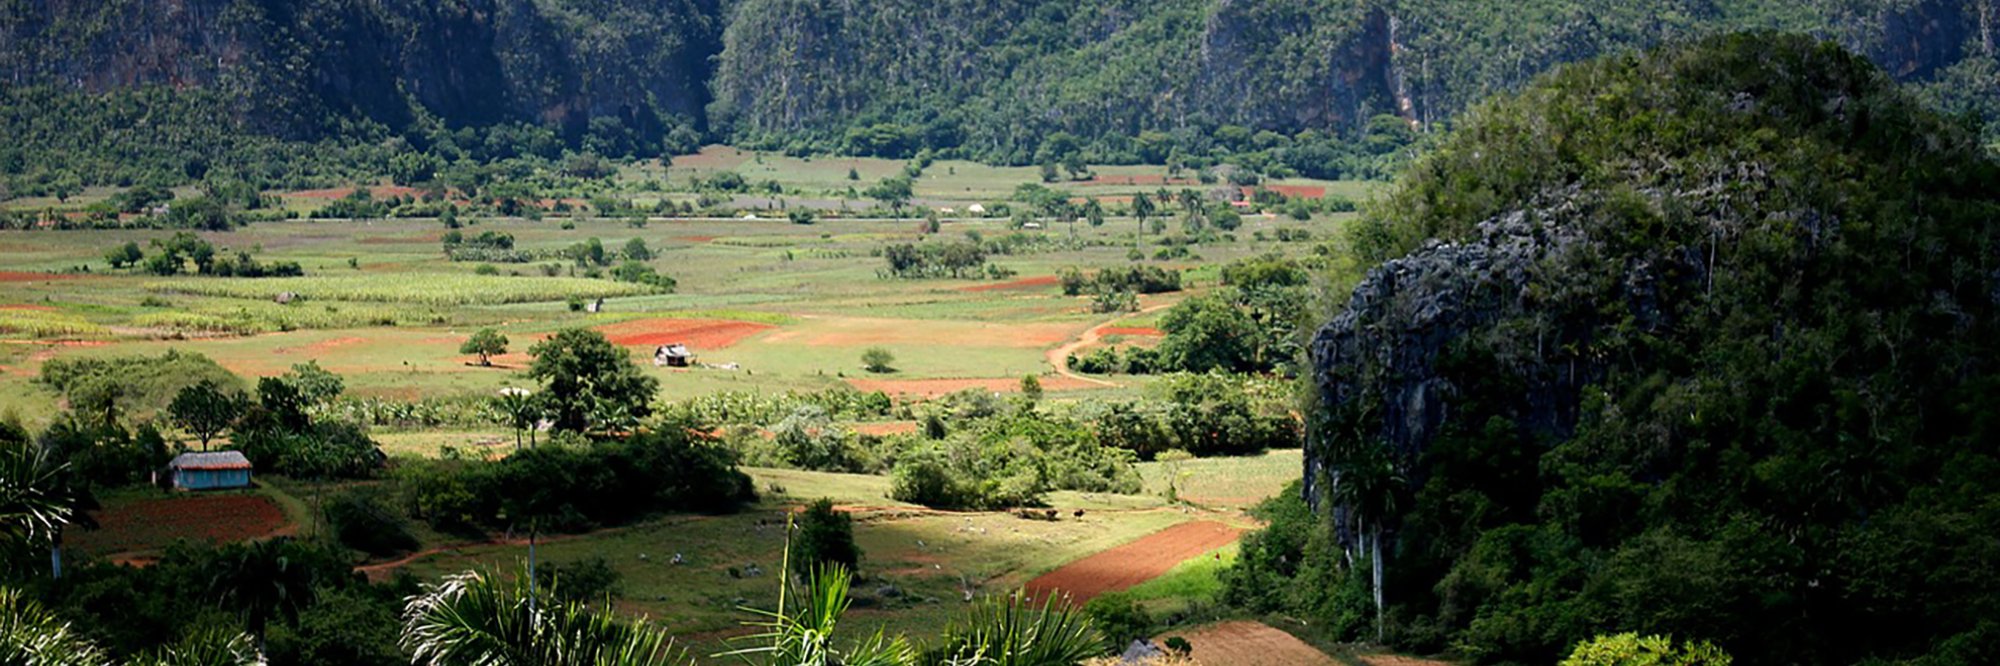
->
1277, 32, 2000, 663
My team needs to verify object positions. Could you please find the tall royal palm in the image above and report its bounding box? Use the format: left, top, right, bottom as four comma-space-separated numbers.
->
1332, 442, 1405, 643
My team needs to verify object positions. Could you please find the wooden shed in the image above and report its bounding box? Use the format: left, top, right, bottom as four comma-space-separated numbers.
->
654, 343, 692, 367
167, 451, 253, 490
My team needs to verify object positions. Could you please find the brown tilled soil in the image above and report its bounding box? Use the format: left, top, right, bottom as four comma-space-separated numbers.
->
0, 271, 80, 282
851, 421, 920, 436
71, 494, 289, 557
1246, 184, 1329, 199
844, 375, 1106, 398
1024, 520, 1243, 603
595, 318, 775, 349
959, 275, 1061, 292
1098, 326, 1163, 337
1166, 621, 1338, 666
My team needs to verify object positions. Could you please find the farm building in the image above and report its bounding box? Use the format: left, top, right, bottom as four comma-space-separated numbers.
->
167, 451, 253, 490
655, 343, 692, 367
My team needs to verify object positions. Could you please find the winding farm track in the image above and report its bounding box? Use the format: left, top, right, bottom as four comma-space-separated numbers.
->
1045, 301, 1177, 388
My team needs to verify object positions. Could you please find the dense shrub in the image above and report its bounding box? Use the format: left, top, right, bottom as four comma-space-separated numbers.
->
400, 426, 754, 533
324, 489, 419, 557
790, 498, 861, 577
889, 412, 1139, 509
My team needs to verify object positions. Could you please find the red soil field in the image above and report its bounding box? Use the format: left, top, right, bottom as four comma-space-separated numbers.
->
596, 318, 775, 349
673, 145, 751, 170
1024, 520, 1243, 603
1168, 621, 1338, 666
960, 275, 1060, 292
284, 185, 424, 200
274, 336, 366, 355
70, 494, 289, 556
1098, 326, 1163, 337
844, 374, 1105, 398
1245, 184, 1328, 199
851, 421, 920, 436
1082, 175, 1200, 187
0, 271, 80, 282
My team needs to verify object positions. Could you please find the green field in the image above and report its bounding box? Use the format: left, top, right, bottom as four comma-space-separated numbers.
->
2, 150, 1346, 663
0, 152, 1363, 426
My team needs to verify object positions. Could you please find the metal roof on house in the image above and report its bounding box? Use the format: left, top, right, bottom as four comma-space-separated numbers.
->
169, 451, 253, 471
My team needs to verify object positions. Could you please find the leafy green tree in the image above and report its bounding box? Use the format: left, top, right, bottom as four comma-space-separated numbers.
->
104, 241, 143, 269
169, 380, 244, 451
623, 237, 652, 261
864, 176, 914, 213
279, 361, 345, 406
461, 328, 510, 367
527, 328, 658, 433
1019, 374, 1044, 401
860, 347, 895, 373
1561, 633, 1733, 666
790, 498, 860, 578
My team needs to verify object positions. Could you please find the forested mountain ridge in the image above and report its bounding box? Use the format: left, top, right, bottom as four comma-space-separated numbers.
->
0, 0, 720, 148
0, 0, 1993, 186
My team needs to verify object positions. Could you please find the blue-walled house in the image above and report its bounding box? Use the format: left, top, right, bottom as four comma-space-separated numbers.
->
168, 451, 253, 490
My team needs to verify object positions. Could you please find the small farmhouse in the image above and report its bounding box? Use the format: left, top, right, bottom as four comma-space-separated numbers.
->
655, 343, 692, 367
167, 451, 253, 490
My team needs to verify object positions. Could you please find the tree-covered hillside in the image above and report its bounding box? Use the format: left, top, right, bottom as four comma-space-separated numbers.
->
0, 0, 1993, 191
1225, 32, 2000, 664
712, 0, 1998, 162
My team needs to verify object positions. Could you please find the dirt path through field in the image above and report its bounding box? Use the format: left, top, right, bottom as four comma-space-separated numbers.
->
1168, 621, 1337, 666
1045, 301, 1176, 388
1024, 519, 1241, 603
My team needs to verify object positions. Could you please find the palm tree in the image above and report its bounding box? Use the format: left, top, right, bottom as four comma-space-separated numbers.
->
494, 388, 543, 450
726, 510, 915, 666
1332, 443, 1405, 643
934, 590, 1105, 665
0, 440, 81, 580
1131, 193, 1154, 245
723, 564, 916, 666
204, 538, 319, 652
402, 568, 686, 666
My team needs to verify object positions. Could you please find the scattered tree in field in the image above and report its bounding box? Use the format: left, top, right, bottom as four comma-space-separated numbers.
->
1019, 374, 1043, 401
1157, 449, 1194, 503
528, 328, 659, 433
846, 167, 860, 181
788, 209, 816, 225
790, 498, 860, 578
461, 328, 510, 367
1132, 192, 1156, 241
861, 347, 895, 373
493, 387, 543, 450
864, 175, 914, 213
103, 241, 142, 269
623, 237, 652, 261
169, 380, 244, 451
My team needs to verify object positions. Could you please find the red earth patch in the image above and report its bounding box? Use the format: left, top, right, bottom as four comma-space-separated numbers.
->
844, 375, 1105, 399
1098, 326, 1163, 337
1246, 184, 1328, 199
0, 271, 81, 282
960, 275, 1060, 292
596, 318, 775, 349
70, 494, 289, 556
1025, 520, 1243, 603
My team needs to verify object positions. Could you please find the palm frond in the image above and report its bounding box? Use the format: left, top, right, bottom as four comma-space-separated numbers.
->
0, 442, 74, 548
403, 567, 687, 666
721, 563, 917, 666
0, 586, 112, 666
937, 590, 1105, 666
127, 627, 259, 666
